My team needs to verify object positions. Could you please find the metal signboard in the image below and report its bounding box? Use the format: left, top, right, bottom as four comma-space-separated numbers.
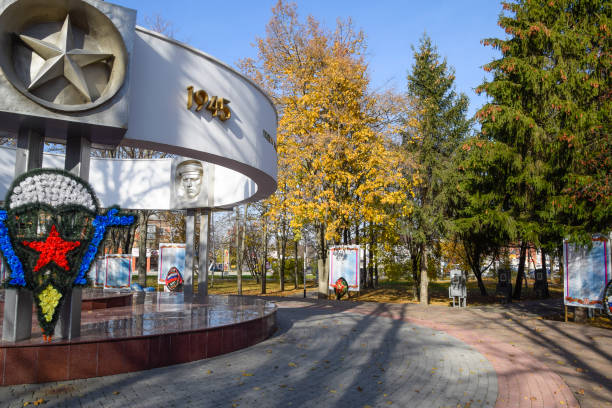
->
158, 243, 186, 285
564, 237, 611, 309
329, 246, 360, 292
223, 249, 230, 272
104, 254, 132, 289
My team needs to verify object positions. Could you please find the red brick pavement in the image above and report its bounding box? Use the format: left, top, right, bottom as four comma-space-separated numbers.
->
405, 316, 576, 407
274, 297, 611, 408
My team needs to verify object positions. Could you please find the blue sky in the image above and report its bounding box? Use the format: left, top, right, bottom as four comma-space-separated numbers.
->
111, 0, 506, 119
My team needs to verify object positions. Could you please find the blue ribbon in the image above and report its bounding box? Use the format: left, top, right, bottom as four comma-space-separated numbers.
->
74, 208, 134, 285
0, 210, 26, 286
0, 209, 134, 287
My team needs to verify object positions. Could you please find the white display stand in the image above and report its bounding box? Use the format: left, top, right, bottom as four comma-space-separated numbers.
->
104, 255, 133, 290
564, 236, 611, 309
158, 243, 186, 285
329, 246, 361, 291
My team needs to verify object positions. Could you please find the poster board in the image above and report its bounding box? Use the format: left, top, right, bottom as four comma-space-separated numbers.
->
105, 255, 133, 289
92, 257, 106, 288
329, 246, 360, 291
159, 243, 186, 284
223, 249, 230, 272
564, 236, 611, 309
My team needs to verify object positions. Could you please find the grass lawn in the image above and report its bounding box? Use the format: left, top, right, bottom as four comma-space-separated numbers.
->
207, 277, 318, 297
350, 278, 611, 329
132, 274, 317, 298
351, 277, 564, 306
131, 274, 611, 329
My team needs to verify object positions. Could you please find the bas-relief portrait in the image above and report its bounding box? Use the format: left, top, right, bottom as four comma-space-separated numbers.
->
171, 159, 208, 209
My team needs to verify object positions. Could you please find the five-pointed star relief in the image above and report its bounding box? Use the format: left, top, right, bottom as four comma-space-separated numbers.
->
18, 14, 113, 102
22, 225, 81, 272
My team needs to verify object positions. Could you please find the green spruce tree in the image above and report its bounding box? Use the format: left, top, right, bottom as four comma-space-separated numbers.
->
402, 34, 472, 304
475, 0, 611, 297
447, 137, 517, 295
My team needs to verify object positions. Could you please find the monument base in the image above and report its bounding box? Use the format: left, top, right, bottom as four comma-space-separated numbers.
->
1, 288, 33, 342
0, 293, 276, 385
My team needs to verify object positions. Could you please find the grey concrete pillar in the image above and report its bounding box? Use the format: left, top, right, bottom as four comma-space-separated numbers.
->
53, 287, 82, 340
1, 288, 33, 342
2, 127, 45, 342
14, 127, 44, 176
184, 209, 196, 298
197, 209, 211, 299
65, 133, 91, 180
55, 134, 91, 340
317, 257, 329, 299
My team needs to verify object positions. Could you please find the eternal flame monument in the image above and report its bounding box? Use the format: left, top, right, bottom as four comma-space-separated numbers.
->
0, 0, 278, 385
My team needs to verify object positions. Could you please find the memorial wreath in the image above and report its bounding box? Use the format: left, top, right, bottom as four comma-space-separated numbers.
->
0, 169, 134, 340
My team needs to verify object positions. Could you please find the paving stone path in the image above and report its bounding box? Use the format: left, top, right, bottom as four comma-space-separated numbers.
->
0, 304, 498, 408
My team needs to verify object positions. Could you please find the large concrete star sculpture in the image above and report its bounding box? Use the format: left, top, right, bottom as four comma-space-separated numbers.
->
18, 14, 113, 102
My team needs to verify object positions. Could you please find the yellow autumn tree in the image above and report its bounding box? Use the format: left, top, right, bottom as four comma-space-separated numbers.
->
240, 1, 414, 287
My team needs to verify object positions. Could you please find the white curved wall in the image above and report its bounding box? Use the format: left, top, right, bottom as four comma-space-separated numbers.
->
0, 147, 259, 210
0, 27, 277, 209
122, 27, 278, 205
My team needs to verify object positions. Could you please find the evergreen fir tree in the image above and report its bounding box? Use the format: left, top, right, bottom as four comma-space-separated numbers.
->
448, 137, 517, 295
402, 34, 472, 303
475, 0, 611, 297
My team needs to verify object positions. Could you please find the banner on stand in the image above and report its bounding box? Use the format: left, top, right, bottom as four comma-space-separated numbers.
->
105, 254, 133, 289
93, 257, 106, 288
223, 249, 230, 272
564, 236, 611, 309
159, 243, 186, 284
329, 246, 361, 291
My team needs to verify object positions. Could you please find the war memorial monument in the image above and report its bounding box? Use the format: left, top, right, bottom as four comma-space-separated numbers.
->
0, 2, 605, 407
0, 0, 278, 384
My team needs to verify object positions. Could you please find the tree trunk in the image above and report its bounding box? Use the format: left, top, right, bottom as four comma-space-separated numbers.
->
366, 224, 374, 288
124, 221, 136, 254
372, 229, 378, 288
294, 240, 299, 289
316, 223, 328, 299
558, 244, 564, 284
366, 244, 374, 288
474, 271, 487, 296
280, 220, 287, 292
420, 246, 429, 305
209, 214, 214, 287
374, 261, 379, 288
411, 251, 420, 301
319, 224, 326, 262
137, 211, 149, 287
465, 241, 487, 296
261, 216, 268, 294
235, 207, 242, 295
239, 204, 247, 290
513, 242, 527, 299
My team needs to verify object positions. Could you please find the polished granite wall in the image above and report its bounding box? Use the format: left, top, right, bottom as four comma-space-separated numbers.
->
0, 292, 277, 384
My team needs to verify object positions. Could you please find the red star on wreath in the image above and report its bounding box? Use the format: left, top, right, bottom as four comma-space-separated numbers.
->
22, 225, 80, 272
